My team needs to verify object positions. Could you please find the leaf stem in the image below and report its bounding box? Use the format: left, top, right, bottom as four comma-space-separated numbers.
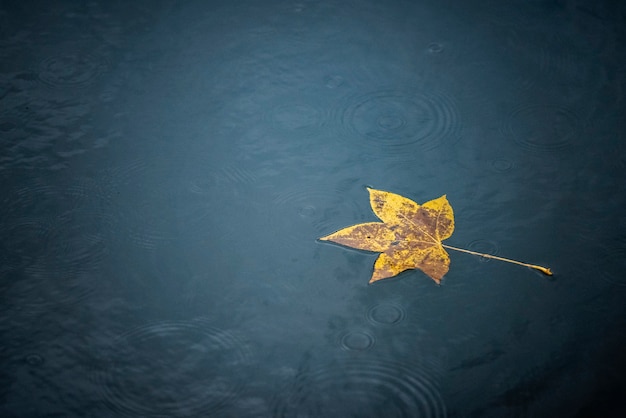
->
442, 244, 553, 276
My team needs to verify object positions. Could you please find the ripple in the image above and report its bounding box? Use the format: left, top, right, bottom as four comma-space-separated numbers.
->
338, 330, 376, 351
62, 176, 111, 208
0, 180, 78, 271
179, 164, 261, 239
324, 74, 345, 89
335, 89, 460, 153
121, 200, 177, 250
35, 213, 109, 274
4, 267, 104, 316
427, 42, 445, 54
0, 218, 52, 270
265, 102, 325, 137
273, 359, 446, 417
568, 216, 602, 249
95, 161, 179, 250
97, 160, 149, 198
95, 320, 251, 417
467, 239, 500, 263
38, 53, 109, 88
535, 36, 581, 81
1, 179, 65, 221
185, 164, 258, 196
98, 87, 119, 103
366, 303, 406, 326
491, 158, 514, 173
25, 353, 45, 367
187, 177, 215, 196
270, 184, 363, 248
446, 61, 508, 110
505, 30, 601, 87
598, 243, 626, 287
8, 178, 93, 215
4, 213, 108, 312
503, 104, 582, 153
211, 164, 258, 186
174, 196, 215, 240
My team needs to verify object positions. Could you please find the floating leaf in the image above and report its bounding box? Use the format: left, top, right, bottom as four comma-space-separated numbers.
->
319, 188, 552, 284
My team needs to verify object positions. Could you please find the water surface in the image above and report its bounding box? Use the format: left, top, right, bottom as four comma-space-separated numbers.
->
1, 0, 625, 416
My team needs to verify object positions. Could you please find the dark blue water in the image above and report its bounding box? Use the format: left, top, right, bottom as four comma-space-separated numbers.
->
1, 0, 625, 416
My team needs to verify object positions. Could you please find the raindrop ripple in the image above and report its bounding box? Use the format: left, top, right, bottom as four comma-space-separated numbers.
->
503, 104, 582, 153
38, 53, 109, 89
273, 358, 446, 417
336, 89, 460, 152
366, 302, 406, 326
269, 184, 362, 248
467, 239, 500, 262
338, 330, 376, 351
95, 320, 251, 417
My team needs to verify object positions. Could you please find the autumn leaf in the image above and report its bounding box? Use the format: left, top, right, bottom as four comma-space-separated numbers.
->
319, 188, 552, 284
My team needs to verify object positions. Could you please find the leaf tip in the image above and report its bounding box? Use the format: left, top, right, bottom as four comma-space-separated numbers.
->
368, 273, 387, 284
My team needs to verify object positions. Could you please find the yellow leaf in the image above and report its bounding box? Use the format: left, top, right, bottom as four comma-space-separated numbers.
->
320, 188, 454, 284
320, 188, 552, 285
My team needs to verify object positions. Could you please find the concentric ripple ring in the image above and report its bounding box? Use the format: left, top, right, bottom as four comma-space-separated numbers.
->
95, 320, 251, 417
